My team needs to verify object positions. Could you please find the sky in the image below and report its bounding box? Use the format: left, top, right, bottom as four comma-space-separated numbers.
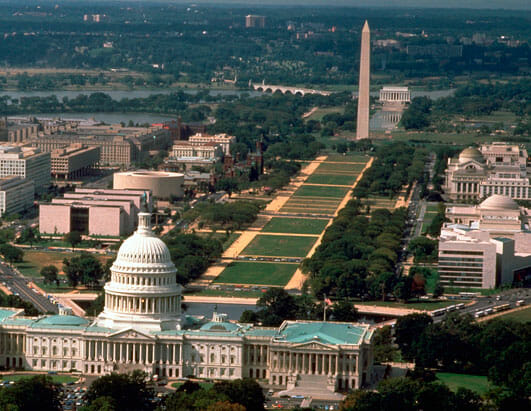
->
160, 0, 531, 10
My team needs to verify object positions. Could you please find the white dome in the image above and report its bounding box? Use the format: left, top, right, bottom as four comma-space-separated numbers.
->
95, 207, 182, 332
459, 147, 484, 164
112, 211, 175, 272
480, 195, 519, 210
116, 232, 173, 266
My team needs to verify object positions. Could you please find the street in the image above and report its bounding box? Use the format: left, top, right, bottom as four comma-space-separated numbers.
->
0, 262, 57, 313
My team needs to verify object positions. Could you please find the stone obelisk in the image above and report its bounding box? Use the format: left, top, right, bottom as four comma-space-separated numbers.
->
356, 20, 370, 139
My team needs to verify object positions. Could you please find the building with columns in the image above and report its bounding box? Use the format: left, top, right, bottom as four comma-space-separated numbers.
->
379, 87, 410, 104
444, 144, 531, 201
0, 205, 374, 396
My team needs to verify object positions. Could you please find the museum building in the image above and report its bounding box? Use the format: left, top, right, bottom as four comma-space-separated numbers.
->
0, 206, 374, 394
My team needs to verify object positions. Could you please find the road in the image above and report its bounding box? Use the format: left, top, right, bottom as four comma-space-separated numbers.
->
0, 262, 58, 314
431, 288, 531, 323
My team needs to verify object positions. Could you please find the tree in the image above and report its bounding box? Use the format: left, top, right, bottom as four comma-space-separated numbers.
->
17, 227, 37, 247
408, 237, 437, 263
64, 231, 82, 251
63, 253, 104, 288
0, 375, 60, 411
256, 288, 297, 326
393, 277, 413, 303
213, 379, 265, 411
206, 401, 245, 411
41, 265, 58, 285
85, 371, 154, 411
239, 310, 259, 324
394, 314, 433, 361
331, 300, 358, 322
433, 282, 444, 299
373, 326, 398, 363
0, 243, 24, 263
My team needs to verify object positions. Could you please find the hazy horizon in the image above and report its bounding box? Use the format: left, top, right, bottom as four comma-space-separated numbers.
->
14, 0, 531, 11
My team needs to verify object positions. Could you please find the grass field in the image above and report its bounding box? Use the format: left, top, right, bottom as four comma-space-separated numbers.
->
213, 262, 298, 286
421, 212, 437, 234
314, 162, 366, 175
325, 154, 370, 163
261, 217, 329, 235
242, 235, 316, 257
361, 196, 396, 212
2, 374, 78, 384
280, 197, 341, 215
305, 174, 357, 186
495, 306, 531, 323
305, 106, 344, 122
293, 185, 350, 198
426, 203, 441, 213
15, 250, 112, 278
191, 289, 264, 298
436, 373, 491, 395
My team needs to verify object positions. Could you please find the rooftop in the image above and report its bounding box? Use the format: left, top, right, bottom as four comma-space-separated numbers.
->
274, 321, 370, 346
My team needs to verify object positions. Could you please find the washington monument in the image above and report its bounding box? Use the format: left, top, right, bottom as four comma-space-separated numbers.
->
356, 20, 370, 139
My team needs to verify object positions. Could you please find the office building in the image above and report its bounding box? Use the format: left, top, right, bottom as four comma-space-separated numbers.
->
0, 177, 34, 217
39, 188, 149, 237
438, 195, 531, 288
51, 144, 100, 180
245, 15, 266, 28
0, 145, 51, 193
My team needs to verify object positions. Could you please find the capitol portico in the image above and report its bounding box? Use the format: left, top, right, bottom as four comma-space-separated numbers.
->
0, 204, 375, 396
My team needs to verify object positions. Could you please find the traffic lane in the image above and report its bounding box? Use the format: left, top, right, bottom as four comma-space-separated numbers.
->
10, 278, 57, 313
0, 263, 57, 313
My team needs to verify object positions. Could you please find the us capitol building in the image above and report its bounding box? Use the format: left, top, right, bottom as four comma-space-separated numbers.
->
0, 206, 374, 395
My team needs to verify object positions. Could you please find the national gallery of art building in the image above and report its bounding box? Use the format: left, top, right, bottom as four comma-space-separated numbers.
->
0, 207, 375, 395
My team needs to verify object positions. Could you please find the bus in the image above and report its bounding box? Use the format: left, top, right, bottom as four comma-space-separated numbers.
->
493, 304, 510, 313
430, 308, 446, 317
474, 310, 485, 318
516, 300, 526, 307
459, 292, 481, 298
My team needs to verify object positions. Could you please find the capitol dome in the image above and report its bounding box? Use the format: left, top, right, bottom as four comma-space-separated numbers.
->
479, 195, 519, 211
459, 147, 485, 164
95, 200, 182, 332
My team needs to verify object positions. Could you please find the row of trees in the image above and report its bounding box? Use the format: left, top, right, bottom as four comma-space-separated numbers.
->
0, 372, 265, 411
240, 288, 358, 327
400, 80, 531, 131
183, 201, 263, 232
392, 313, 530, 406
353, 143, 427, 198
302, 202, 407, 301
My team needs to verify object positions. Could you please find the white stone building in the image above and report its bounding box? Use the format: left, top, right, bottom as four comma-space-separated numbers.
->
188, 133, 235, 156
439, 195, 531, 288
444, 143, 530, 201
0, 207, 374, 396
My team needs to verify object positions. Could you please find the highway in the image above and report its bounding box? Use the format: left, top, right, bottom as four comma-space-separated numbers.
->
0, 261, 58, 314
431, 288, 531, 323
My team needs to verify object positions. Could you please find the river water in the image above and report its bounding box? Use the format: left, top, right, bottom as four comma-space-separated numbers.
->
2, 87, 454, 124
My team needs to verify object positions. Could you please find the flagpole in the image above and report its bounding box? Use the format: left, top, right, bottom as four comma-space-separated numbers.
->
323, 294, 327, 321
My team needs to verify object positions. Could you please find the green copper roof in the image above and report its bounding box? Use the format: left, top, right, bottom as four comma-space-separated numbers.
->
275, 322, 368, 345
0, 309, 19, 320
85, 325, 116, 333
31, 315, 90, 328
199, 321, 241, 332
